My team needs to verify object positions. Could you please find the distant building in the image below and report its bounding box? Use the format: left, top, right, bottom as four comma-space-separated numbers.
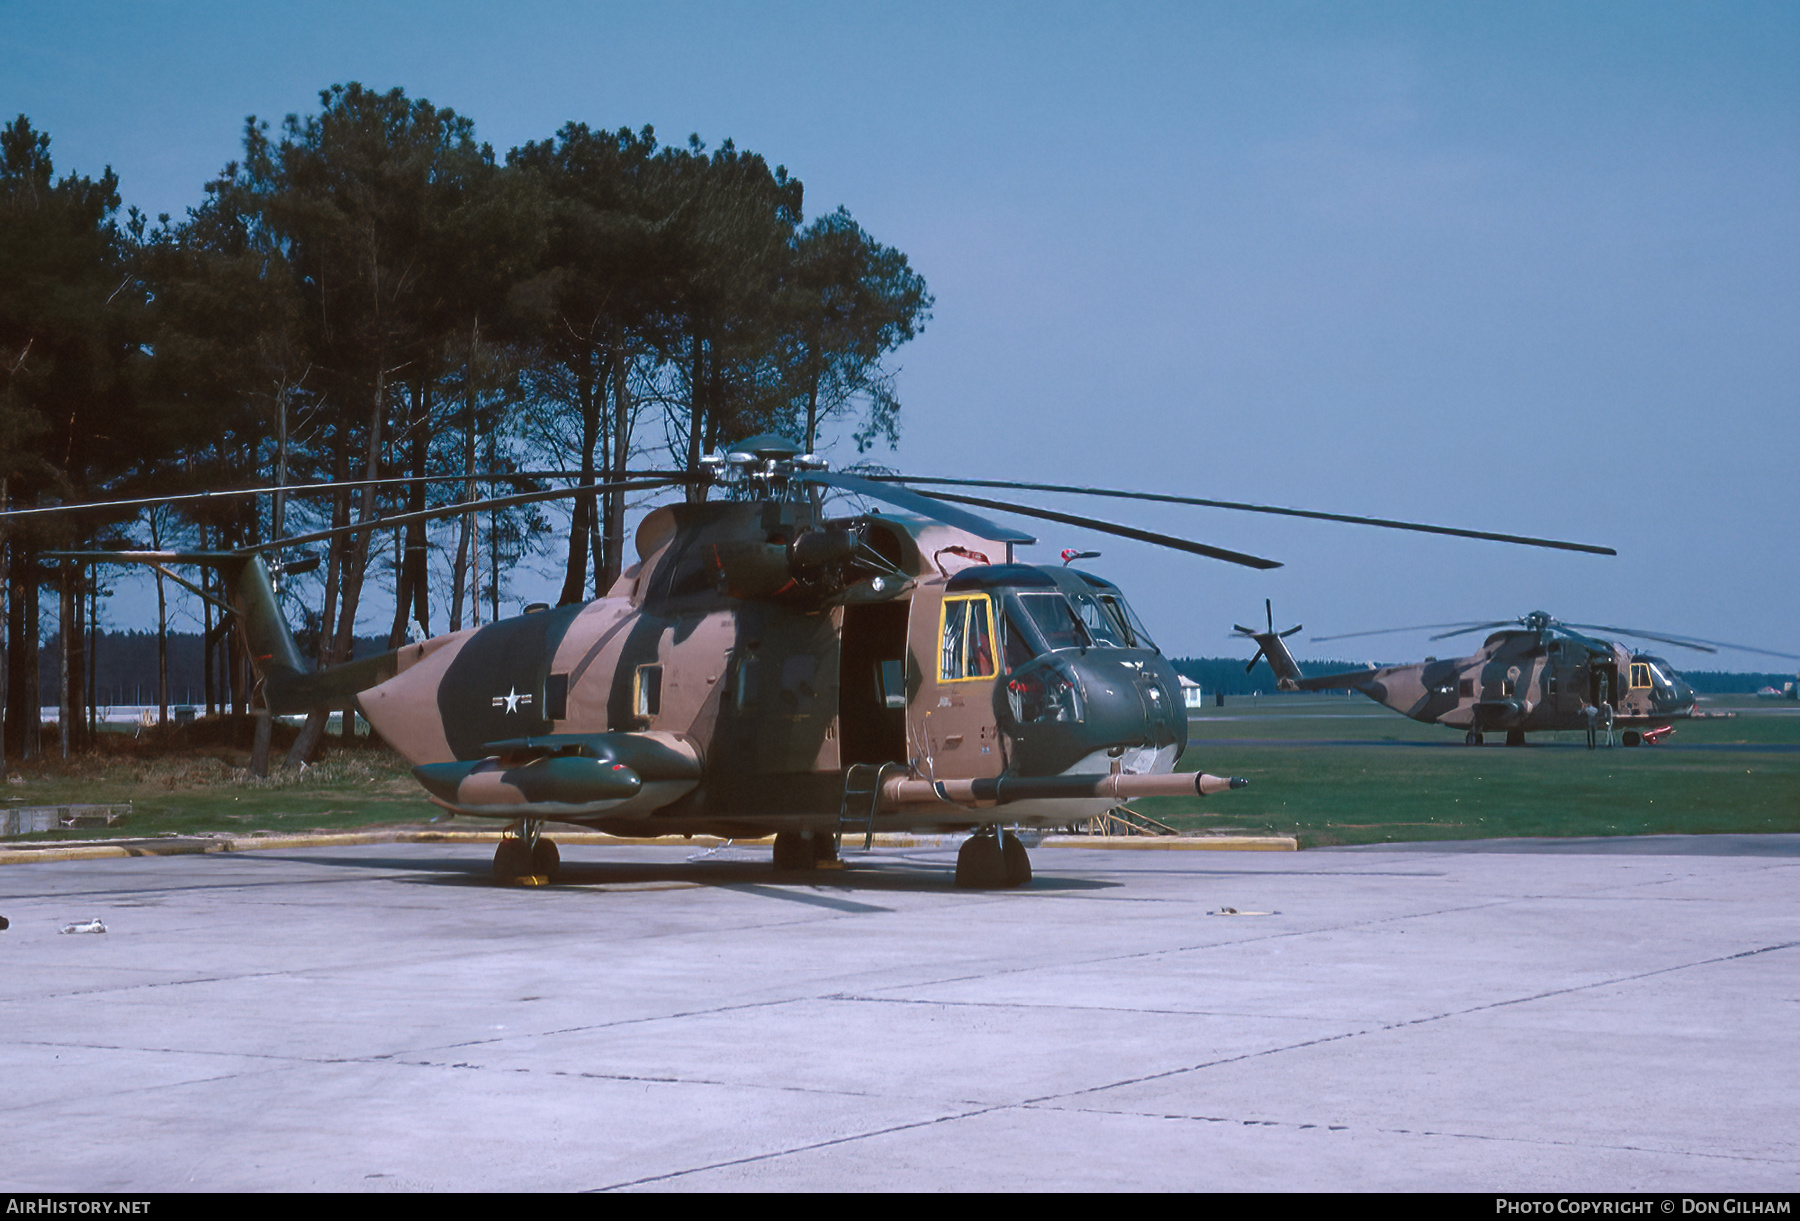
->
1179, 675, 1205, 710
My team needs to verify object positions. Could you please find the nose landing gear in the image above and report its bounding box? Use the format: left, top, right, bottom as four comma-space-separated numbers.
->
493, 820, 560, 885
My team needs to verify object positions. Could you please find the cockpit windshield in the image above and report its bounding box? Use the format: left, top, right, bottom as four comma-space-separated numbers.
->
1013, 592, 1092, 651
1071, 592, 1129, 646
1096, 593, 1158, 653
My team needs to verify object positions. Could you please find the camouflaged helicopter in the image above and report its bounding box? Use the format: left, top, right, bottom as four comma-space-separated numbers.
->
1235, 602, 1800, 747
40, 435, 1619, 886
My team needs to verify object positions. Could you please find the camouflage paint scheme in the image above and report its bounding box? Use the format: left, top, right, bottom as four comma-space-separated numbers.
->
1241, 611, 1698, 743
345, 497, 1209, 836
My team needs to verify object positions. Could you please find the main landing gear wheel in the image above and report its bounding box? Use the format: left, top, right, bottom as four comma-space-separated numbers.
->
956, 828, 1031, 889
1465, 730, 1484, 746
1001, 831, 1032, 887
1505, 730, 1527, 747
773, 829, 841, 871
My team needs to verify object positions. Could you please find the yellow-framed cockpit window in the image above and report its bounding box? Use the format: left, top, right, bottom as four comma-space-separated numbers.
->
939, 595, 997, 682
1629, 662, 1652, 690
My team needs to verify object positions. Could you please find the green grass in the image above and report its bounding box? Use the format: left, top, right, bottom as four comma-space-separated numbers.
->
1144, 693, 1800, 846
5, 695, 1797, 848
2, 745, 450, 841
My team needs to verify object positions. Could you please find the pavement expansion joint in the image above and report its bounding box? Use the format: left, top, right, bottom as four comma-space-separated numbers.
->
1390, 938, 1800, 1028
587, 1104, 1009, 1193
828, 992, 1314, 1022
1031, 1102, 1791, 1165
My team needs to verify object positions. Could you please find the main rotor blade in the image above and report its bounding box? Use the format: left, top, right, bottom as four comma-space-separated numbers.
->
1564, 624, 1800, 660
918, 491, 1282, 569
872, 476, 1617, 556
1428, 622, 1518, 641
1310, 622, 1494, 644
252, 478, 684, 554
794, 471, 1036, 544
0, 470, 696, 522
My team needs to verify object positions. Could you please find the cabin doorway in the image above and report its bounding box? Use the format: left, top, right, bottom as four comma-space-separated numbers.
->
840, 600, 910, 766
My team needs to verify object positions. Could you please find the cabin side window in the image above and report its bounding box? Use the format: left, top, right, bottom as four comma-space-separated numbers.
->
634, 664, 663, 718
939, 595, 997, 682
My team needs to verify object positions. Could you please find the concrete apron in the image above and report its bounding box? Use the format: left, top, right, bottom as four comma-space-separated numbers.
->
0, 837, 1793, 1191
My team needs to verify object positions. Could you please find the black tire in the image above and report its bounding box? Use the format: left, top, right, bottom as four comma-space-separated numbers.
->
1622, 730, 1642, 747
1505, 730, 1526, 747
955, 832, 1008, 889
811, 832, 840, 864
1465, 730, 1482, 746
1001, 832, 1032, 888
772, 831, 814, 871
530, 838, 561, 881
491, 838, 530, 883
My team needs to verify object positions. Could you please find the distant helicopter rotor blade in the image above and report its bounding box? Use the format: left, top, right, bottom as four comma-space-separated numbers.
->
1310, 622, 1493, 644
916, 491, 1283, 570
869, 476, 1617, 556
1564, 624, 1800, 659
794, 471, 1036, 544
1428, 622, 1518, 642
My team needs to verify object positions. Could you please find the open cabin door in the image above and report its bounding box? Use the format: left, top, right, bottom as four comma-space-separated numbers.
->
839, 599, 911, 766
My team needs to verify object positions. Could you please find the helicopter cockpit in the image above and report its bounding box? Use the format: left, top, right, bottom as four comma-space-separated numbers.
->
1629, 654, 1695, 710
933, 564, 1187, 776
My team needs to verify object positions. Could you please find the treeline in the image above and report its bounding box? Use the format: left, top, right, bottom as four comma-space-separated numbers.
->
1171, 658, 1796, 698
0, 84, 931, 764
33, 630, 392, 710
1171, 657, 1366, 697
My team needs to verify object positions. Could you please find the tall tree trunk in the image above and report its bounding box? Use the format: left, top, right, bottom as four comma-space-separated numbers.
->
5, 548, 40, 761
201, 531, 215, 717
58, 570, 72, 759
685, 329, 708, 503
449, 318, 480, 632
560, 347, 598, 606
86, 568, 97, 741
602, 329, 632, 595
0, 479, 9, 773
389, 376, 432, 646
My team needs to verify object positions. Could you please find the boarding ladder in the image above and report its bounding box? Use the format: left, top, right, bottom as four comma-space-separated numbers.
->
837, 762, 907, 851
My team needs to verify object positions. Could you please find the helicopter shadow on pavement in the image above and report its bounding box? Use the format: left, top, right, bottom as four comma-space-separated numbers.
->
247, 850, 1120, 901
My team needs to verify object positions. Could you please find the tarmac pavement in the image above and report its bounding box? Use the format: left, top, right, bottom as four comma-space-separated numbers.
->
0, 837, 1795, 1192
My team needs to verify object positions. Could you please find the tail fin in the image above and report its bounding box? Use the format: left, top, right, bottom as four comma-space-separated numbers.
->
45, 550, 396, 715
1232, 598, 1305, 691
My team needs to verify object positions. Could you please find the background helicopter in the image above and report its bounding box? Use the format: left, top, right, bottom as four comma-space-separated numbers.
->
1236, 603, 1800, 747
29, 435, 1617, 886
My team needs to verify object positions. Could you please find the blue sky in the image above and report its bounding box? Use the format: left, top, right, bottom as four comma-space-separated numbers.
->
6, 1, 1797, 664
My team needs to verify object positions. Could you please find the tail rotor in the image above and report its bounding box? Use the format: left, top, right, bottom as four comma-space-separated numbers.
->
1233, 599, 1305, 688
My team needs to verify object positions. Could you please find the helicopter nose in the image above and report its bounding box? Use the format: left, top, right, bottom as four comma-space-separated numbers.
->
1075, 655, 1186, 748
1001, 652, 1186, 775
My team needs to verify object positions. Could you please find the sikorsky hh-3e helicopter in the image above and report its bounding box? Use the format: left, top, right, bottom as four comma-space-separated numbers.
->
1235, 602, 1800, 748
35, 434, 1619, 887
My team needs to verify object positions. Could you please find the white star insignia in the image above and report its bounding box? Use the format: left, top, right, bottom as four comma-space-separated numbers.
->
491, 687, 534, 714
